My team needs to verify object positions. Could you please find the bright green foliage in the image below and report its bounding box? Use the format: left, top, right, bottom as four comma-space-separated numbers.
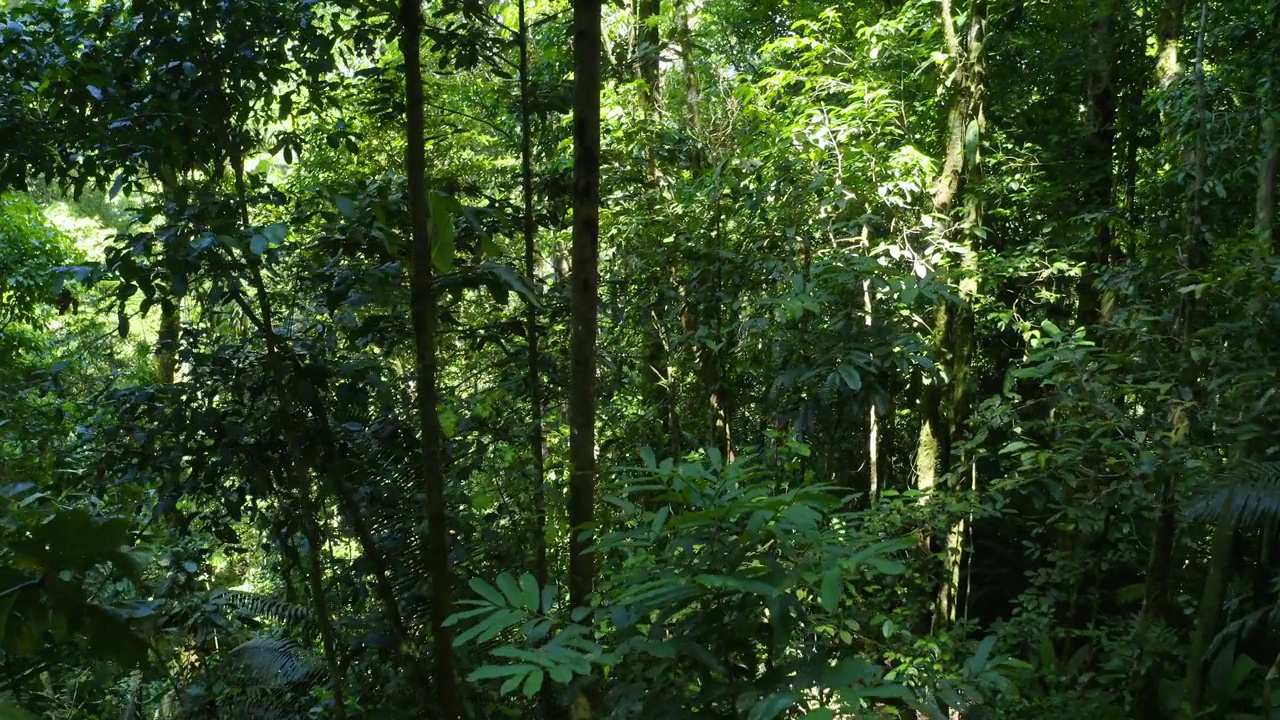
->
3, 0, 1280, 718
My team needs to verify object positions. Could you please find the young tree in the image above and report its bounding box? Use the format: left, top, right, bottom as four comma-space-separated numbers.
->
402, 0, 461, 715
569, 0, 602, 616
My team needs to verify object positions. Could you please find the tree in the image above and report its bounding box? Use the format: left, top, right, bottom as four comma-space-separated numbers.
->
402, 0, 462, 715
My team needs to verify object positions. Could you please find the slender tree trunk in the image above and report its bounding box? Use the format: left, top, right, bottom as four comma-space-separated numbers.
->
296, 499, 347, 720
634, 0, 677, 459
1258, 115, 1278, 252
517, 0, 548, 597
1076, 0, 1118, 328
1185, 489, 1237, 715
1132, 2, 1196, 715
675, 0, 700, 167
637, 0, 660, 106
569, 0, 602, 615
915, 0, 986, 632
402, 0, 461, 716
861, 225, 880, 504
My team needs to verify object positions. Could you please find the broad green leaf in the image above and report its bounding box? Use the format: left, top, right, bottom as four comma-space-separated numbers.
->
468, 578, 506, 607
336, 195, 356, 218
429, 192, 459, 273
650, 505, 670, 536
819, 568, 842, 612
496, 572, 523, 607
748, 691, 801, 720
866, 557, 906, 575
518, 573, 539, 611
467, 664, 533, 681
499, 671, 525, 696
521, 668, 544, 697
965, 635, 997, 675
837, 365, 862, 391
801, 711, 835, 720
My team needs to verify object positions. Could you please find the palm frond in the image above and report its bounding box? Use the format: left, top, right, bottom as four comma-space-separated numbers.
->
1188, 461, 1280, 529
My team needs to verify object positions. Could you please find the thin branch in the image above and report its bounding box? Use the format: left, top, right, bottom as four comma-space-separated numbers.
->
0, 577, 43, 600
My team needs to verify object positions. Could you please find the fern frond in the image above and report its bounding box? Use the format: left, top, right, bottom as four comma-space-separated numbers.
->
1187, 461, 1280, 529
224, 636, 317, 686
217, 590, 316, 630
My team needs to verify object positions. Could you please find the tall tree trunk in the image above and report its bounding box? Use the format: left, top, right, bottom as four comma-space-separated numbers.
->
296, 498, 347, 720
1259, 116, 1278, 252
1076, 0, 1118, 328
637, 0, 660, 106
402, 0, 461, 716
675, 0, 700, 168
915, 0, 986, 631
861, 225, 880, 504
1185, 488, 1238, 715
1132, 1, 1196, 715
517, 0, 548, 597
634, 0, 677, 459
569, 0, 602, 615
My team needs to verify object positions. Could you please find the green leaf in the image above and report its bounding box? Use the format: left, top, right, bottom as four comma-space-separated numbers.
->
250, 234, 269, 256
540, 584, 556, 614
521, 668, 544, 697
819, 568, 842, 612
429, 192, 459, 273
748, 691, 801, 720
966, 635, 998, 675
499, 671, 525, 696
801, 711, 835, 720
866, 557, 906, 575
518, 573, 540, 612
467, 664, 531, 681
496, 572, 523, 607
443, 606, 497, 627
650, 505, 670, 536
549, 665, 573, 684
469, 578, 506, 607
336, 195, 356, 218
837, 365, 862, 391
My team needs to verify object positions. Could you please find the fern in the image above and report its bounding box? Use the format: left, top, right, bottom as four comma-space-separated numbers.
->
224, 636, 318, 687
217, 590, 316, 630
1187, 461, 1280, 529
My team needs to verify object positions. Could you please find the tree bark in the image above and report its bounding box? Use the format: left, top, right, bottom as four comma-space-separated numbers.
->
1184, 488, 1237, 714
637, 0, 660, 106
402, 0, 461, 716
914, 0, 986, 632
517, 0, 548, 598
1259, 117, 1278, 252
1075, 0, 1118, 328
569, 0, 602, 615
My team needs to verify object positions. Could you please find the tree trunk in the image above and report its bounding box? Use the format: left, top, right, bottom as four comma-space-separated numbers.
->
915, 0, 986, 632
517, 0, 548, 597
1075, 0, 1118, 328
861, 225, 880, 504
296, 498, 347, 720
402, 0, 461, 716
569, 0, 602, 615
637, 0, 660, 106
1258, 115, 1278, 252
1132, 2, 1194, 714
1185, 488, 1237, 715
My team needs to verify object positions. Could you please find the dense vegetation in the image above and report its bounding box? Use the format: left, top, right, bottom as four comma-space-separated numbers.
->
2, 0, 1279, 718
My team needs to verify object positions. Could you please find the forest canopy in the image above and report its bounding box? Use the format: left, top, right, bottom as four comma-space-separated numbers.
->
2, 0, 1280, 719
